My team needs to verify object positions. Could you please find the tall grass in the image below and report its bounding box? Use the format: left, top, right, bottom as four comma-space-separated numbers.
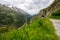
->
0, 18, 57, 40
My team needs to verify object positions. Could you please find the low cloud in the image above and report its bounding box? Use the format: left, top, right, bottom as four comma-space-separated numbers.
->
0, 0, 54, 15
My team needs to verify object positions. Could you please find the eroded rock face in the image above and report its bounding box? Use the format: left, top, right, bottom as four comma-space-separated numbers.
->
38, 0, 60, 17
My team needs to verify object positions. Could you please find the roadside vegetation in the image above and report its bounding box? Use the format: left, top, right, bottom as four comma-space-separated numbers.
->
47, 9, 60, 19
0, 18, 58, 40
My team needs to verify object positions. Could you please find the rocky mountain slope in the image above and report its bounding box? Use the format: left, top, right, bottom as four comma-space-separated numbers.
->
37, 0, 60, 17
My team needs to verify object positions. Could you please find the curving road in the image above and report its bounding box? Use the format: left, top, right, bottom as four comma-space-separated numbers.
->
50, 19, 60, 36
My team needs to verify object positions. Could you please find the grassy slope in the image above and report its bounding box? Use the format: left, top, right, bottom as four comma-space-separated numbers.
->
0, 18, 57, 40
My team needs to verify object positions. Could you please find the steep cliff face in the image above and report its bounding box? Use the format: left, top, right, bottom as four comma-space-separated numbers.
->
37, 0, 60, 17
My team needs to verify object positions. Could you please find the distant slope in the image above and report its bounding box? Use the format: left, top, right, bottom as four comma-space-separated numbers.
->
0, 4, 31, 27
11, 7, 31, 18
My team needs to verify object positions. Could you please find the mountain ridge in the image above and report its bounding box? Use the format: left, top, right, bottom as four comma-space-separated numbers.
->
37, 0, 60, 17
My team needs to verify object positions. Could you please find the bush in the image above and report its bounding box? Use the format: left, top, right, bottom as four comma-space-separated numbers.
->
48, 9, 60, 19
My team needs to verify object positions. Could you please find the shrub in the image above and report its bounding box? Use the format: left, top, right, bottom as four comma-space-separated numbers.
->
48, 9, 60, 19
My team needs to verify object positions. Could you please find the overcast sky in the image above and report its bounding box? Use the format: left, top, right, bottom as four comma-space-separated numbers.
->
0, 0, 54, 15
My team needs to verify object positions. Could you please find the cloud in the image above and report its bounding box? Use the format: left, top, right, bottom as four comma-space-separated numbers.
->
0, 0, 54, 15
